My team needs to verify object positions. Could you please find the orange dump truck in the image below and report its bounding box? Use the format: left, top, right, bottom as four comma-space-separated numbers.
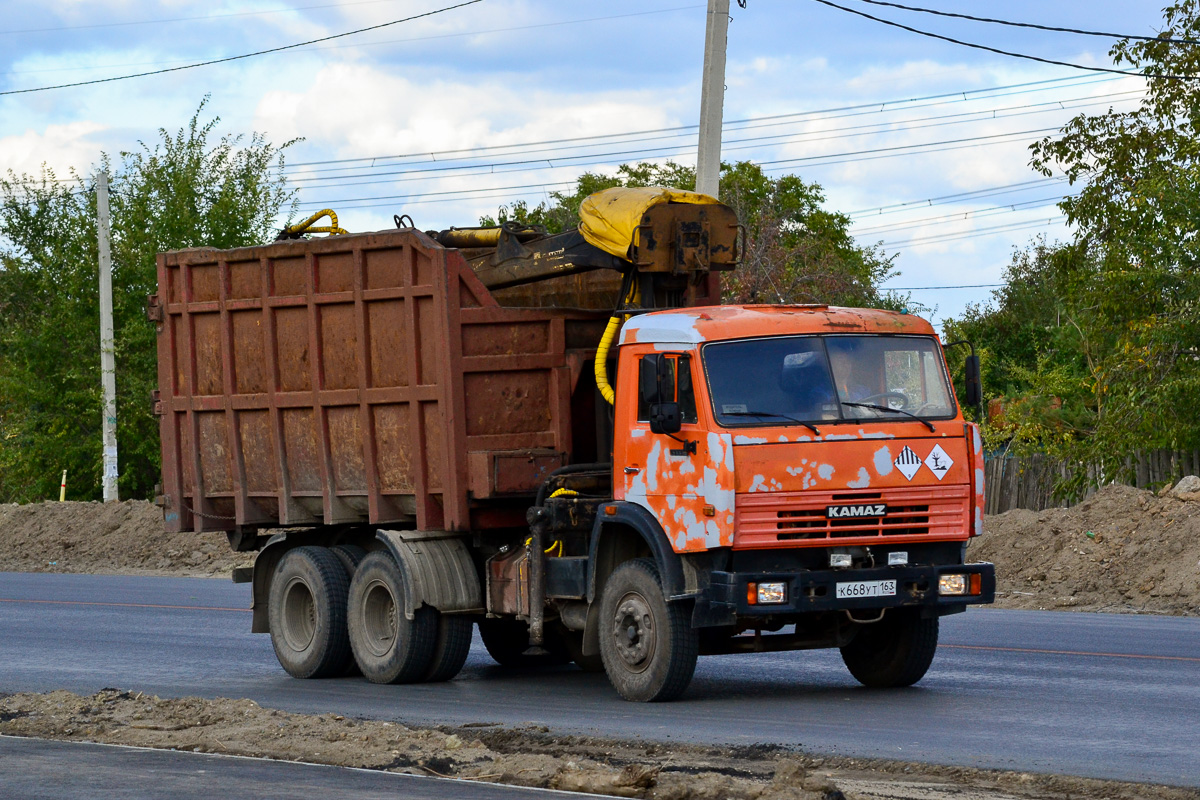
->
153, 187, 993, 702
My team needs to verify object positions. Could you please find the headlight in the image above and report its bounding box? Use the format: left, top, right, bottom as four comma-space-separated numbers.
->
757, 582, 787, 605
746, 581, 787, 605
939, 574, 967, 596
829, 553, 852, 568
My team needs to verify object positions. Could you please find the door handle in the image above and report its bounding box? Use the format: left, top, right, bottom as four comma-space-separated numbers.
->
624, 466, 640, 475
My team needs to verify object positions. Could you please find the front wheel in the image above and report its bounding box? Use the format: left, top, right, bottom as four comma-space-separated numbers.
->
840, 609, 938, 688
598, 558, 698, 702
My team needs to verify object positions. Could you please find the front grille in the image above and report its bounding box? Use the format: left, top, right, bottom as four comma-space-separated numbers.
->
735, 485, 969, 548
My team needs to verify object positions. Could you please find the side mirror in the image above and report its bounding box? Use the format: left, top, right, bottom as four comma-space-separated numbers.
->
965, 354, 982, 408
649, 402, 682, 435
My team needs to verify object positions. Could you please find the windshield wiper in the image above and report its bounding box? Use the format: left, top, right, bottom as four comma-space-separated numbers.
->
722, 411, 820, 435
841, 402, 936, 432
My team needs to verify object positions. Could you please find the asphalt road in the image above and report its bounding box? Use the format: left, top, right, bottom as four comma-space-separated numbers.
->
0, 735, 609, 800
1, 572, 1197, 788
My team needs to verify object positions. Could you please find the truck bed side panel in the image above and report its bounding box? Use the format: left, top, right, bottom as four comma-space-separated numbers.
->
155, 231, 604, 535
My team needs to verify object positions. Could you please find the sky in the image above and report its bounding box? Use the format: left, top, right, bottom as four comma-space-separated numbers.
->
0, 0, 1173, 330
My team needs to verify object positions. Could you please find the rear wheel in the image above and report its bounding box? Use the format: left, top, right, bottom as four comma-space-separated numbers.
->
330, 544, 367, 575
268, 546, 354, 679
840, 609, 938, 688
598, 558, 697, 702
347, 551, 437, 683
330, 545, 368, 676
424, 615, 473, 682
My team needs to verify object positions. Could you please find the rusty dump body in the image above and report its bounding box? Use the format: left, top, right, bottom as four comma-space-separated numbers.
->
152, 227, 710, 537
153, 189, 992, 702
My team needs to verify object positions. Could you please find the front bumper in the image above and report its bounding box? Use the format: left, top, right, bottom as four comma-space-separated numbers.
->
691, 562, 995, 626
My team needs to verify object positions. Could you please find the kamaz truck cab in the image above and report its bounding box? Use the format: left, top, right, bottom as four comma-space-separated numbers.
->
575, 303, 994, 698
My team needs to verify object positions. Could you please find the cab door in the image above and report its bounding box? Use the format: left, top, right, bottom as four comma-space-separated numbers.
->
618, 351, 734, 552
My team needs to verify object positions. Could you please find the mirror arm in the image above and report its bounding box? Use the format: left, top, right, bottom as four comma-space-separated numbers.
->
943, 339, 976, 357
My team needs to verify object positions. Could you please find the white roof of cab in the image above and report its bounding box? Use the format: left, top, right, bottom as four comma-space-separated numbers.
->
618, 312, 706, 345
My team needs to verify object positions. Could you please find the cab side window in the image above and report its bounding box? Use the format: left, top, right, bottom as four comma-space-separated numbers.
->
637, 354, 698, 424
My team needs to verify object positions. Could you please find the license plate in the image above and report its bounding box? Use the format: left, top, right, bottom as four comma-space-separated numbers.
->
836, 579, 897, 599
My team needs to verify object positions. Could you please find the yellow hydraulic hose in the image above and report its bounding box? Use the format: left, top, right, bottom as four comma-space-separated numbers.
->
595, 280, 640, 405
594, 316, 621, 405
284, 209, 348, 237
525, 535, 564, 556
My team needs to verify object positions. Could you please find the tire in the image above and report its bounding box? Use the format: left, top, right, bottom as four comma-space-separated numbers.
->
268, 546, 354, 679
347, 551, 438, 684
840, 609, 939, 688
598, 558, 698, 702
330, 544, 368, 677
478, 618, 570, 668
423, 615, 473, 682
330, 544, 367, 575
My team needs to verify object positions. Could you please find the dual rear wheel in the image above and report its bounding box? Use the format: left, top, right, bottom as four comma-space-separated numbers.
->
267, 546, 470, 684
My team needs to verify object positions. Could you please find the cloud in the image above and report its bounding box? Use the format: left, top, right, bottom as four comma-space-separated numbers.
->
0, 121, 108, 179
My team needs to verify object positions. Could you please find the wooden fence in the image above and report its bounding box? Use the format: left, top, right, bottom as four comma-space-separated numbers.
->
983, 448, 1200, 514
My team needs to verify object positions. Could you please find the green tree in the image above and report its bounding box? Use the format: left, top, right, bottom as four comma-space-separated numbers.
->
948, 0, 1200, 486
942, 240, 1096, 444
0, 101, 296, 502
482, 160, 905, 309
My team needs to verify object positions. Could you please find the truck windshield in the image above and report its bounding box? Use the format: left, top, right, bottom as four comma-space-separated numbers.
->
703, 334, 956, 427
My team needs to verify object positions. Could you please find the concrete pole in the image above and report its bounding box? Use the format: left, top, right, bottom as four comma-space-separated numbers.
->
696, 0, 731, 199
97, 171, 119, 502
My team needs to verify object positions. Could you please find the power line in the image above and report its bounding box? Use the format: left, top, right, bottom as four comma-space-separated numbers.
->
886, 283, 1004, 290
852, 194, 1073, 236
295, 179, 577, 206
850, 0, 1200, 46
289, 130, 1065, 217
283, 88, 1140, 187
809, 0, 1199, 82
287, 93, 1125, 188
4, 5, 703, 77
0, 0, 483, 96
282, 126, 1061, 200
0, 0, 414, 35
758, 126, 1060, 169
281, 71, 1126, 171
848, 177, 1067, 216
883, 216, 1067, 247
296, 187, 561, 212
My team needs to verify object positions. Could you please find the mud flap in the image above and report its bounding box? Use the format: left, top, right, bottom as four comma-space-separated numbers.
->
375, 530, 484, 619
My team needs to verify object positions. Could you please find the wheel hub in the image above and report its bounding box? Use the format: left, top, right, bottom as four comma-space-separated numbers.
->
281, 577, 317, 652
611, 591, 655, 672
362, 579, 398, 657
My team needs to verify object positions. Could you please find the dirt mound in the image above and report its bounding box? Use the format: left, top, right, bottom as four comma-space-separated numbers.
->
0, 500, 248, 577
3, 689, 1193, 800
969, 483, 1200, 615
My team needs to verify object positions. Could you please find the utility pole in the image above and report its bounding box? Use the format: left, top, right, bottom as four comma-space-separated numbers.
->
696, 0, 731, 198
97, 171, 119, 502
